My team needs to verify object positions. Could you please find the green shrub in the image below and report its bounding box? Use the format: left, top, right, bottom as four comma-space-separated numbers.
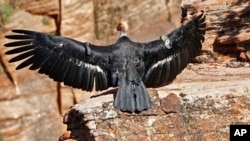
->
0, 2, 14, 24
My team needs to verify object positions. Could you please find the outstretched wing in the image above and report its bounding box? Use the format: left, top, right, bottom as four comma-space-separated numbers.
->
142, 12, 206, 87
4, 30, 114, 91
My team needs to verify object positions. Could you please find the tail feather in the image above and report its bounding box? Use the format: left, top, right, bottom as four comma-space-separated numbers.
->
114, 78, 152, 112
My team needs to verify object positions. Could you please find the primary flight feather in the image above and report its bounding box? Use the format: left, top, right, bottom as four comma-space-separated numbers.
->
4, 11, 206, 112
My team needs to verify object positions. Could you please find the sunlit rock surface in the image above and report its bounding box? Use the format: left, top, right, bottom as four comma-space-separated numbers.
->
0, 0, 182, 140
62, 63, 250, 141
0, 0, 249, 140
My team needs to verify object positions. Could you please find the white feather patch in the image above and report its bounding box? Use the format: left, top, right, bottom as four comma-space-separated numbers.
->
150, 55, 174, 69
85, 63, 103, 73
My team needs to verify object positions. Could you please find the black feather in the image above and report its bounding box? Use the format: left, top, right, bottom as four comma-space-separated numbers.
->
161, 60, 171, 83
198, 28, 206, 36
198, 15, 206, 24
158, 60, 169, 84
64, 63, 77, 86
72, 65, 81, 88
73, 65, 84, 88
38, 53, 58, 74
12, 29, 37, 35
4, 40, 33, 47
175, 53, 182, 74
46, 54, 61, 78
100, 71, 108, 90
95, 71, 103, 91
87, 69, 94, 91
51, 59, 66, 82
169, 56, 176, 81
9, 50, 34, 62
154, 62, 164, 85
16, 56, 34, 70
81, 66, 90, 90
3, 12, 206, 112
29, 48, 53, 70
5, 45, 34, 54
180, 47, 189, 70
187, 44, 196, 60
144, 66, 156, 86
196, 32, 205, 42
54, 61, 71, 82
5, 35, 34, 40
199, 23, 206, 29
189, 37, 202, 53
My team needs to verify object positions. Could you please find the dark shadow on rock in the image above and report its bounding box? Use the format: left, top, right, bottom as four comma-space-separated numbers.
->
212, 0, 250, 56
63, 108, 95, 141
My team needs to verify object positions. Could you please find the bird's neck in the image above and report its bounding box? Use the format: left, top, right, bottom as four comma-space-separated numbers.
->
119, 31, 127, 37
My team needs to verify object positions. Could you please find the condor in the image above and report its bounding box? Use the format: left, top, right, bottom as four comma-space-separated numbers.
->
4, 12, 206, 112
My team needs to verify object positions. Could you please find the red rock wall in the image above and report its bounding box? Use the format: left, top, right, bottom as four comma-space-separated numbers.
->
0, 0, 249, 140
0, 0, 182, 140
181, 0, 250, 61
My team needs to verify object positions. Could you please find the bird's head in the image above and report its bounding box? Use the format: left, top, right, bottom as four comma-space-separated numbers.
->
117, 21, 128, 37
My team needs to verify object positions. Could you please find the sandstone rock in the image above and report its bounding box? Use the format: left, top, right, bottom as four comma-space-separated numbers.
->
181, 0, 250, 60
14, 0, 59, 15
94, 0, 182, 42
0, 0, 183, 140
0, 40, 62, 140
0, 1, 61, 141
238, 51, 250, 62
59, 1, 250, 140
1, 0, 250, 140
0, 93, 61, 141
61, 63, 250, 141
62, 89, 185, 141
61, 0, 95, 41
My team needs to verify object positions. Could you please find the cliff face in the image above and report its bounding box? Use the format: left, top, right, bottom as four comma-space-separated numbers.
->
181, 0, 250, 62
0, 0, 181, 140
0, 0, 249, 140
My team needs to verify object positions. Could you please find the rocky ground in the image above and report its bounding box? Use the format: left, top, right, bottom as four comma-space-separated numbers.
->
0, 0, 250, 141
61, 61, 250, 141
